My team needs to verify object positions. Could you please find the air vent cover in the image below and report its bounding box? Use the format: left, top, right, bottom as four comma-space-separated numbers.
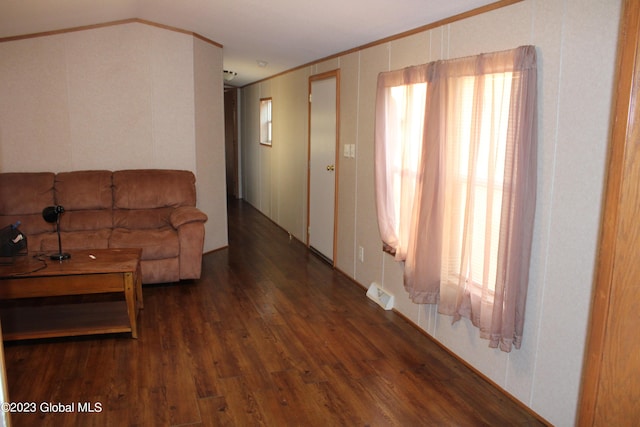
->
366, 282, 394, 310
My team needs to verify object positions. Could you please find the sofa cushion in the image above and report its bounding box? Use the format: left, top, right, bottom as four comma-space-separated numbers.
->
110, 227, 179, 260
0, 173, 56, 237
55, 170, 113, 210
113, 207, 172, 230
60, 210, 113, 232
113, 169, 196, 209
0, 172, 55, 215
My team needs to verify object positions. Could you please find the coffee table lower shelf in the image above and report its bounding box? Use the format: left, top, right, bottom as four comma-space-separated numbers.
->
0, 301, 134, 341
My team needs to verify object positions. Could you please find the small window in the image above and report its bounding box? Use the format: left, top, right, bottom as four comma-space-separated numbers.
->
260, 98, 272, 146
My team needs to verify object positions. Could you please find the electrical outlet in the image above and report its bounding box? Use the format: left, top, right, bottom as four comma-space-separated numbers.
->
358, 246, 364, 263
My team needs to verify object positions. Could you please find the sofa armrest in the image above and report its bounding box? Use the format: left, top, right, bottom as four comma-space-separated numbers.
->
170, 206, 208, 229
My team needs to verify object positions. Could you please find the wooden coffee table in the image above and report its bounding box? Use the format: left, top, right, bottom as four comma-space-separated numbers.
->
0, 248, 143, 341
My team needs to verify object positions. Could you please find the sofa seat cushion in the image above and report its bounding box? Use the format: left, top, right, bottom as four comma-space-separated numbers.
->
41, 229, 111, 252
60, 210, 113, 232
110, 227, 179, 260
0, 213, 53, 238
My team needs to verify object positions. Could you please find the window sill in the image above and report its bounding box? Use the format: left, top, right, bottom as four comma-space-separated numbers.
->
382, 242, 396, 256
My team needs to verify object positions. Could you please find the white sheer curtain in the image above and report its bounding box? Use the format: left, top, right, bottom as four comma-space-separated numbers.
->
375, 46, 537, 351
374, 66, 428, 261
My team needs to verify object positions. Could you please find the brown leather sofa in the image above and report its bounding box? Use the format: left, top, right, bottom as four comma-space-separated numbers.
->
0, 169, 208, 284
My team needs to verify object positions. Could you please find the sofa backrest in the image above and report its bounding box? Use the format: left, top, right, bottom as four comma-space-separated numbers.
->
112, 169, 196, 209
55, 170, 114, 232
0, 172, 55, 236
112, 169, 197, 230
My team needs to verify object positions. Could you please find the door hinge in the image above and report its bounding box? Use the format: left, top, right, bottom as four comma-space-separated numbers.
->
309, 93, 312, 103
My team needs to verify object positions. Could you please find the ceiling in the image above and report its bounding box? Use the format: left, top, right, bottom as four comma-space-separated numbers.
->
0, 0, 501, 87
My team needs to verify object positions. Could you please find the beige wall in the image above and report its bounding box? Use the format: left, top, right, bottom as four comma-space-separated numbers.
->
0, 21, 227, 252
239, 0, 622, 425
193, 36, 228, 253
241, 73, 310, 233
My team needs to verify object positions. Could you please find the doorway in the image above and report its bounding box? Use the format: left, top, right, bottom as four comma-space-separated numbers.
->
224, 87, 239, 198
308, 71, 339, 264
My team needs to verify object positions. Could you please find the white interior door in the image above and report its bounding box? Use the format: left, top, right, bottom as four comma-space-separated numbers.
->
309, 76, 337, 262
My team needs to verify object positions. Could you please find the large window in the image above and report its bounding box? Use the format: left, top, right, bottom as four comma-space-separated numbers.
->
375, 46, 537, 352
260, 98, 272, 146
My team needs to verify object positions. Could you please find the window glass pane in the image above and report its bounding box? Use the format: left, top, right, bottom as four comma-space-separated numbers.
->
386, 83, 426, 239
260, 98, 272, 145
447, 73, 512, 292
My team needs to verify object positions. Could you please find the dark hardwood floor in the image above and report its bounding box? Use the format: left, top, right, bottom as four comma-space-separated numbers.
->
2, 199, 546, 426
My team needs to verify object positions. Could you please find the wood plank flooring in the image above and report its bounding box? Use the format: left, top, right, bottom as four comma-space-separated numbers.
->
2, 199, 547, 426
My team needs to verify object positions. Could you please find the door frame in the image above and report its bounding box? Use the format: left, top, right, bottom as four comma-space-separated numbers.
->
578, 0, 640, 424
307, 69, 340, 265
